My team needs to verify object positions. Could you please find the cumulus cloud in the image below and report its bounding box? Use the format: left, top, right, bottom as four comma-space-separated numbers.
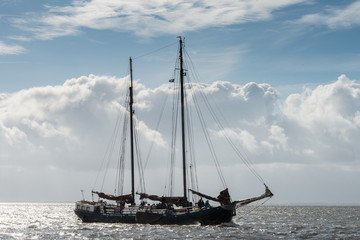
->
0, 41, 25, 55
1, 74, 360, 202
296, 1, 360, 29
260, 125, 288, 154
2, 74, 359, 168
12, 0, 305, 40
280, 74, 360, 163
0, 75, 281, 171
283, 74, 360, 140
200, 75, 360, 168
1, 75, 126, 169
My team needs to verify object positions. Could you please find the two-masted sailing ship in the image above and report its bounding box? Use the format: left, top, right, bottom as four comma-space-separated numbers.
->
74, 37, 273, 225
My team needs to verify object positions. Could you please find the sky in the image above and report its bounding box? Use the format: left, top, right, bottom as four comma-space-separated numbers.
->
0, 0, 360, 204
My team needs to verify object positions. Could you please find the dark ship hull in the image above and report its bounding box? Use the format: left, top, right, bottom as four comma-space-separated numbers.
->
135, 204, 236, 225
74, 202, 236, 225
74, 209, 136, 223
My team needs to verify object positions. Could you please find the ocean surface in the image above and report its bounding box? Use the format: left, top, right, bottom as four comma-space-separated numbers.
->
0, 203, 359, 239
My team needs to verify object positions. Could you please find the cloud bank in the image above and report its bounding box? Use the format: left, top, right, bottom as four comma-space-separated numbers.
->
1, 74, 359, 203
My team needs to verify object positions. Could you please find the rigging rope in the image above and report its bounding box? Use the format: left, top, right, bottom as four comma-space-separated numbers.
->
168, 79, 180, 196
135, 90, 169, 194
167, 46, 181, 197
182, 53, 227, 189
97, 111, 122, 192
183, 48, 266, 185
92, 77, 129, 193
133, 41, 178, 60
115, 104, 129, 195
235, 197, 272, 222
142, 92, 169, 170
185, 91, 200, 196
133, 117, 146, 194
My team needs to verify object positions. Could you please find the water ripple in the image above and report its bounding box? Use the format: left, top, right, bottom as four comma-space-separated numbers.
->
0, 203, 359, 239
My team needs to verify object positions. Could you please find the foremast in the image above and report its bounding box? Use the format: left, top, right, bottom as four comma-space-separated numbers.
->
90, 58, 136, 204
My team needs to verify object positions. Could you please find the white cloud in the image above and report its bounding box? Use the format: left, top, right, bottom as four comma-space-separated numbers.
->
188, 81, 279, 122
211, 128, 259, 153
0, 75, 282, 174
238, 129, 259, 153
0, 41, 25, 55
0, 122, 29, 146
297, 1, 360, 29
1, 74, 360, 203
262, 125, 288, 153
281, 74, 360, 164
283, 74, 360, 142
0, 74, 169, 170
136, 120, 167, 149
12, 0, 305, 39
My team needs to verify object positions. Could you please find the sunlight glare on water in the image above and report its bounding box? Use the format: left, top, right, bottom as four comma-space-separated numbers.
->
0, 203, 359, 239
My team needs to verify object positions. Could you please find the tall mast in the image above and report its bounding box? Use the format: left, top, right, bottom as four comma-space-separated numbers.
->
178, 37, 187, 200
129, 57, 135, 205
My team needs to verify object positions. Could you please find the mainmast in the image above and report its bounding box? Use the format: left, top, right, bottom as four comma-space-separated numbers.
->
178, 37, 187, 201
129, 57, 135, 205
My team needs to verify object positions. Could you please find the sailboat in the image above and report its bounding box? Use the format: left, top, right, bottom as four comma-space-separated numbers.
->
74, 37, 273, 225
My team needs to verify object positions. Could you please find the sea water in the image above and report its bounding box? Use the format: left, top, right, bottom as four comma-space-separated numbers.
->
0, 203, 359, 239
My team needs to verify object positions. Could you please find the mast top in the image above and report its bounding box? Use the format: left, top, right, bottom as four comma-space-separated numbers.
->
177, 36, 185, 45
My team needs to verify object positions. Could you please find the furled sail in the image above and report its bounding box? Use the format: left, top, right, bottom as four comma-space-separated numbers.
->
137, 192, 188, 206
189, 188, 232, 205
92, 191, 133, 203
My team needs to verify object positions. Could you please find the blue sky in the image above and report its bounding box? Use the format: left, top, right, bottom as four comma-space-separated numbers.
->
1, 0, 360, 204
1, 0, 359, 93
